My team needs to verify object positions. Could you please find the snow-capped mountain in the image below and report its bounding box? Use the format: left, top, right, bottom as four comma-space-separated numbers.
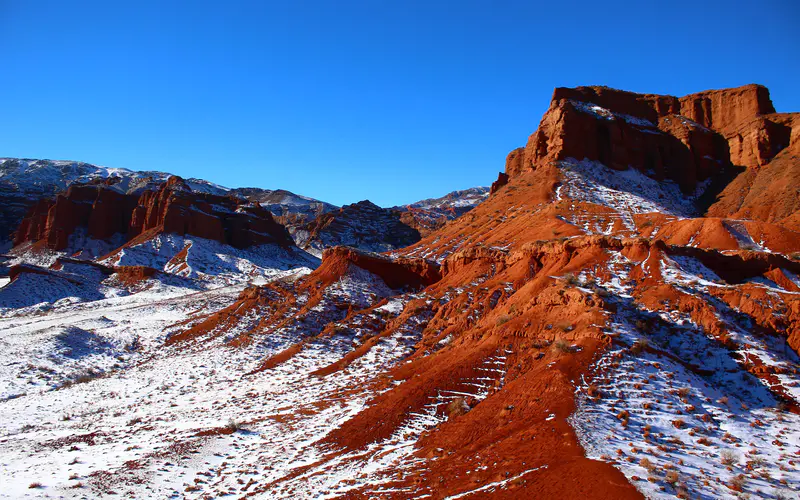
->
0, 158, 230, 196
232, 187, 337, 219
0, 157, 490, 256
399, 186, 490, 211
288, 189, 490, 257
394, 186, 490, 236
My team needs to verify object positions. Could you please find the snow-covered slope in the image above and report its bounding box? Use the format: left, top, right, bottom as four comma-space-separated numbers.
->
233, 187, 338, 219
399, 186, 490, 211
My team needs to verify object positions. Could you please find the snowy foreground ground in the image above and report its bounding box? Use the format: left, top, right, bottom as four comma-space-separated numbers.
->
572, 253, 800, 499
0, 240, 462, 498
1, 232, 799, 499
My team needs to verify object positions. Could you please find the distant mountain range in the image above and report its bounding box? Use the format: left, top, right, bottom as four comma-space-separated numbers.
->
0, 157, 488, 253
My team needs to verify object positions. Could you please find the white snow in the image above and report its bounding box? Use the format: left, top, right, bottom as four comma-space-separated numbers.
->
570, 250, 800, 499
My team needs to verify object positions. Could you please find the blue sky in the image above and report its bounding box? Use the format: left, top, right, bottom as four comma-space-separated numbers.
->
1, 1, 797, 207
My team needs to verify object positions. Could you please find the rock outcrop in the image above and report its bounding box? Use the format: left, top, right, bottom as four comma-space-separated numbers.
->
312, 246, 441, 290
489, 172, 509, 195
13, 176, 294, 251
506, 85, 795, 189
504, 83, 800, 227
13, 185, 139, 249
395, 187, 489, 236
291, 200, 421, 256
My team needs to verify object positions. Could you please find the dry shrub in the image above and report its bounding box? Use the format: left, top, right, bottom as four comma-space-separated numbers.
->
495, 314, 511, 326
665, 470, 680, 485
728, 474, 746, 492
630, 338, 649, 355
225, 419, 245, 432
552, 339, 572, 353
639, 457, 657, 473
447, 397, 469, 418
720, 449, 739, 466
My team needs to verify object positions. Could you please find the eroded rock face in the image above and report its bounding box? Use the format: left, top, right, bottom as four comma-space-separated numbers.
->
489, 171, 509, 195
507, 84, 796, 192
13, 185, 139, 249
13, 176, 293, 251
503, 83, 800, 228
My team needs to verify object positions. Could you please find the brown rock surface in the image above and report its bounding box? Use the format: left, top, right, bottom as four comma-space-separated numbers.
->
502, 83, 799, 228
506, 85, 784, 192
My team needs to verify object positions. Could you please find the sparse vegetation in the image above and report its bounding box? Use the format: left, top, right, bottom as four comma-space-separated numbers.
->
495, 314, 511, 326
60, 368, 104, 389
630, 338, 649, 355
447, 397, 469, 418
665, 470, 680, 486
639, 457, 657, 473
28, 483, 43, 489
552, 339, 572, 353
728, 474, 746, 492
721, 449, 739, 466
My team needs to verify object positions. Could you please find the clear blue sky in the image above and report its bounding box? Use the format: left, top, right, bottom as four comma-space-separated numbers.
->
1, 1, 798, 207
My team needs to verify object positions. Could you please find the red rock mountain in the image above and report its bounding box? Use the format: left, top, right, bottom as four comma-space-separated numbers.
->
13, 175, 293, 251
504, 84, 800, 229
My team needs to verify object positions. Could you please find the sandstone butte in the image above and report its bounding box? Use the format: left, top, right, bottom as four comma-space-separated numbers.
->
4, 83, 800, 499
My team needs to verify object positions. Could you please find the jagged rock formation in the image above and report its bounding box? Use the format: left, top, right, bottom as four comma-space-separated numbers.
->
489, 171, 509, 195
13, 176, 293, 252
502, 84, 800, 228
0, 158, 234, 248
314, 246, 441, 290
290, 190, 490, 255
0, 158, 337, 248
290, 200, 421, 256
2, 157, 490, 255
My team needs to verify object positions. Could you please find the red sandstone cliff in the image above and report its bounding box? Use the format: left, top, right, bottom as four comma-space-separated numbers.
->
504, 84, 799, 227
13, 176, 294, 251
